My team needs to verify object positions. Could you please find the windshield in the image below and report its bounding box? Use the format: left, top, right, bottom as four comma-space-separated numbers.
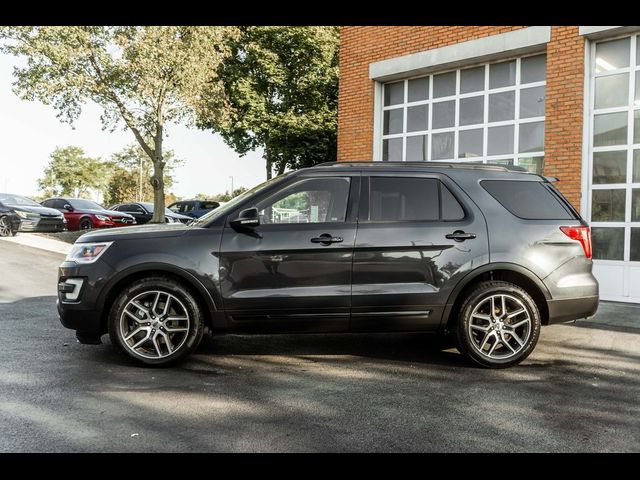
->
189, 174, 291, 227
0, 193, 41, 207
69, 199, 104, 210
139, 202, 176, 216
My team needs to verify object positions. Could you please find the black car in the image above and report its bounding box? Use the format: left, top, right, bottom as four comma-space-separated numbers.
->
109, 202, 193, 225
0, 193, 67, 233
57, 162, 599, 368
0, 203, 21, 237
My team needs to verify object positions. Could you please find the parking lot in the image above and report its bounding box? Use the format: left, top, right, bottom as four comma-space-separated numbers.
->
1, 239, 639, 452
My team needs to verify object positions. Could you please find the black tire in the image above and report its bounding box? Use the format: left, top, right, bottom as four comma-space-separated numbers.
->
108, 276, 205, 367
78, 218, 93, 230
455, 281, 541, 368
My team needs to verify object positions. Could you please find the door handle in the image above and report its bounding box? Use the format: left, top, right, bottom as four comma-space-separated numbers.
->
310, 233, 344, 245
445, 230, 476, 242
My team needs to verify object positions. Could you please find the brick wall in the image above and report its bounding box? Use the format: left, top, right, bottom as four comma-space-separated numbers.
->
337, 26, 585, 207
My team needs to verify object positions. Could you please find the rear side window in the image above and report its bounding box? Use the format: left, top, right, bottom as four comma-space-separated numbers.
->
200, 202, 219, 210
367, 177, 464, 222
481, 180, 577, 220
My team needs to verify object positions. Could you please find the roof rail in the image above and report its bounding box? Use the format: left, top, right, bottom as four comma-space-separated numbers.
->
313, 161, 528, 173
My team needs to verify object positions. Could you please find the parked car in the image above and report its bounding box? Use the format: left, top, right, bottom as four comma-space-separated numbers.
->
0, 193, 67, 233
167, 199, 219, 218
57, 162, 599, 368
109, 202, 193, 225
0, 203, 21, 237
41, 197, 136, 231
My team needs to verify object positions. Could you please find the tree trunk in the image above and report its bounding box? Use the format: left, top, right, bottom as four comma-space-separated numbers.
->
265, 153, 272, 180
149, 123, 166, 224
150, 160, 165, 223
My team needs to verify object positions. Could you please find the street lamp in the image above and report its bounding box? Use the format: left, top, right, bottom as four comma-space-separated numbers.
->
229, 176, 234, 197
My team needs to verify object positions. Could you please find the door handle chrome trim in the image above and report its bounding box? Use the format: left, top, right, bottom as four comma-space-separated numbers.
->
310, 234, 344, 245
445, 231, 476, 242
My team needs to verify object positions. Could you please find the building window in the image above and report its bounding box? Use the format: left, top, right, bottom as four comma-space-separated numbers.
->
380, 54, 547, 174
589, 34, 640, 264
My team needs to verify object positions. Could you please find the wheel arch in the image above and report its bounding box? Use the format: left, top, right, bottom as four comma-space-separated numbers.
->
97, 263, 218, 333
442, 263, 551, 330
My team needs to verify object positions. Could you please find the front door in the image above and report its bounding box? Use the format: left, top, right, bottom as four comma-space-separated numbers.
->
351, 173, 489, 331
219, 174, 359, 332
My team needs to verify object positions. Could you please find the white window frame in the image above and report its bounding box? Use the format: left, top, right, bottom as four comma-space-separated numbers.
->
586, 32, 640, 268
376, 53, 546, 171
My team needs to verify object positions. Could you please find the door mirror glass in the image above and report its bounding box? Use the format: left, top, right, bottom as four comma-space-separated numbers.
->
231, 207, 260, 228
63, 204, 74, 212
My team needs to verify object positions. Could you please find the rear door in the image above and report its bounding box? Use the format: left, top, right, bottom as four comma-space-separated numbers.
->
351, 172, 489, 331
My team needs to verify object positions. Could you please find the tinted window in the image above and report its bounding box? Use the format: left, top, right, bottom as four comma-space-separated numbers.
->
481, 180, 577, 220
369, 177, 440, 221
200, 202, 219, 210
168, 203, 181, 213
441, 183, 465, 220
256, 177, 351, 224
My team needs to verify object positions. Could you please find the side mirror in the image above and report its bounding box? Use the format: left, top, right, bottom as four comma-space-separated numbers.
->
231, 207, 260, 229
63, 204, 74, 212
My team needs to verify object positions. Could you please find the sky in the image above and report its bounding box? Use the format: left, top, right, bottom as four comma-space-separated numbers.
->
0, 53, 267, 200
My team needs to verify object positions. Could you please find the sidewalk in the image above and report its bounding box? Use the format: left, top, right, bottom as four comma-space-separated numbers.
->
0, 233, 72, 255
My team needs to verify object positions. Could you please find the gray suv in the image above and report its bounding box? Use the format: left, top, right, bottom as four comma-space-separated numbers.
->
57, 162, 598, 368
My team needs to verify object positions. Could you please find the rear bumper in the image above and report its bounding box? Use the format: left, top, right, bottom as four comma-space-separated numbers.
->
547, 295, 599, 324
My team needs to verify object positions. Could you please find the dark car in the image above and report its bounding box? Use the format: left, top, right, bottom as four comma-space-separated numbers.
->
41, 197, 136, 231
0, 193, 67, 233
0, 203, 21, 237
109, 202, 193, 225
167, 199, 219, 219
57, 162, 599, 368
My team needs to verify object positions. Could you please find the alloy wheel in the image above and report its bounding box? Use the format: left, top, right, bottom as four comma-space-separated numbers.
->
0, 217, 11, 237
467, 294, 532, 360
119, 290, 191, 359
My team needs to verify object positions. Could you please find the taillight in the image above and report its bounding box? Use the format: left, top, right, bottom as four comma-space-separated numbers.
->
560, 226, 592, 260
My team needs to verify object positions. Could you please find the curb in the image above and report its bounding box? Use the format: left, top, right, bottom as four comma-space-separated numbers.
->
0, 233, 72, 255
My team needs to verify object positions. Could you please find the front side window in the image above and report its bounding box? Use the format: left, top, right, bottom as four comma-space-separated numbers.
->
256, 177, 351, 225
380, 54, 546, 174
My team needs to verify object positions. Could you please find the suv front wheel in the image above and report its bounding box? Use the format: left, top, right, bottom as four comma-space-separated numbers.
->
455, 281, 541, 368
108, 276, 204, 366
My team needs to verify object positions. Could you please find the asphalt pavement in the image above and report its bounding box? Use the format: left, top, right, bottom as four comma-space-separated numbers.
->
1, 239, 639, 452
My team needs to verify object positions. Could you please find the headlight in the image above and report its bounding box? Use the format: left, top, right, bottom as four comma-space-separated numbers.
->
15, 210, 30, 219
95, 214, 110, 221
65, 242, 113, 264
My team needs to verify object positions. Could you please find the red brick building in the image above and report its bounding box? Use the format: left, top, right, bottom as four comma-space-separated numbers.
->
337, 26, 640, 302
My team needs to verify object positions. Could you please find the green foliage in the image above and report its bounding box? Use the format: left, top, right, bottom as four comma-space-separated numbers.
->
195, 26, 340, 178
102, 144, 183, 206
38, 146, 106, 198
0, 26, 237, 221
212, 187, 248, 203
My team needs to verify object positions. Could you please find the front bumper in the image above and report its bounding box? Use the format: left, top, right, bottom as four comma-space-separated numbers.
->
58, 259, 116, 336
19, 218, 67, 232
547, 295, 599, 324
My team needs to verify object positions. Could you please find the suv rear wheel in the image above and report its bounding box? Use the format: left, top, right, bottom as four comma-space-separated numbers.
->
108, 276, 204, 366
455, 281, 541, 368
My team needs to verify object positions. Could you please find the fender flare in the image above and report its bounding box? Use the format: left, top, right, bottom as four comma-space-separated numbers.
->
441, 262, 551, 327
96, 262, 218, 316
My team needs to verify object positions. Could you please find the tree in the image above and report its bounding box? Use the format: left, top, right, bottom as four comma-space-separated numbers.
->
38, 146, 106, 198
102, 144, 182, 206
212, 187, 248, 203
0, 26, 237, 222
195, 26, 339, 179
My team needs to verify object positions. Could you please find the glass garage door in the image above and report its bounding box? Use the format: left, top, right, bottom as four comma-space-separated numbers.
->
588, 34, 640, 302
